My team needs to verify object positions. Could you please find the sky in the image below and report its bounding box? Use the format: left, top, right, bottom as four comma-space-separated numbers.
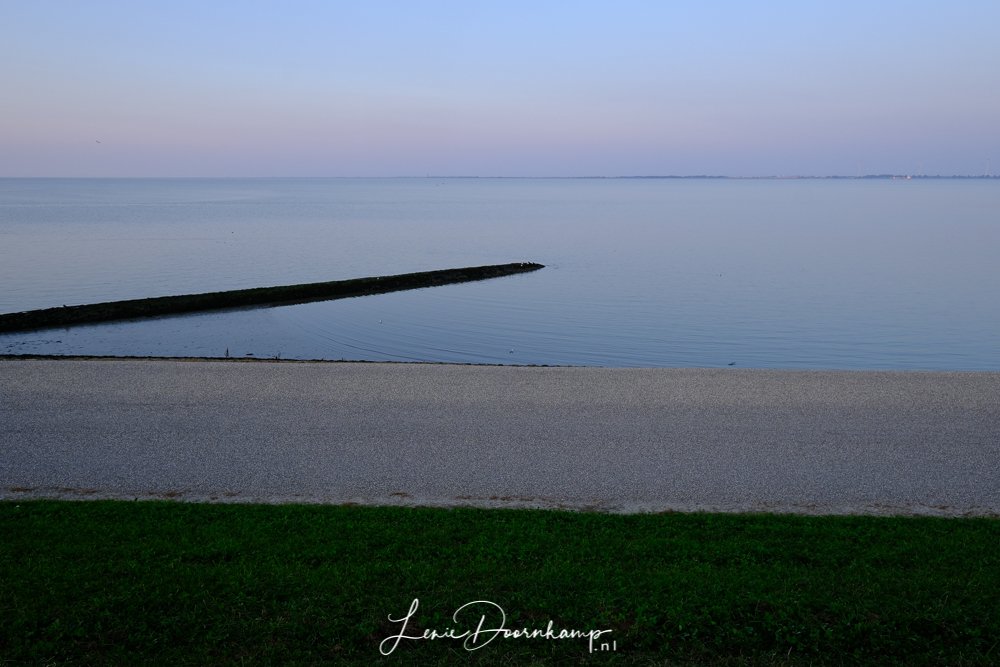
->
2, 1, 999, 177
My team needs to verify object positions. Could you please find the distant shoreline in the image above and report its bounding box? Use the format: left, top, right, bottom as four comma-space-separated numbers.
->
2, 175, 997, 180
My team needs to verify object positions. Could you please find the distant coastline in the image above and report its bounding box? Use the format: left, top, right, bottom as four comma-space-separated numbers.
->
588, 174, 1000, 180
2, 174, 998, 180
472, 174, 1000, 181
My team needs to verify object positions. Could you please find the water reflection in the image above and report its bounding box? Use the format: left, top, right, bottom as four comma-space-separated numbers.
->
1, 178, 998, 369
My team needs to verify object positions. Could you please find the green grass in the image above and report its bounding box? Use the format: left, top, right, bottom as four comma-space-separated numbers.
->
1, 501, 997, 665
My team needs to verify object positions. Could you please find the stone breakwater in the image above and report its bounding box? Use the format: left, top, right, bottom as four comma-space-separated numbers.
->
0, 262, 544, 333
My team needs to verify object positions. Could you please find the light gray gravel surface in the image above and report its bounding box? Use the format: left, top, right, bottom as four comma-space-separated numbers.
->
2, 358, 998, 515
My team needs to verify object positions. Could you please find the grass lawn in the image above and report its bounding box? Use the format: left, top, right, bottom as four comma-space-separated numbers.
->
1, 500, 997, 665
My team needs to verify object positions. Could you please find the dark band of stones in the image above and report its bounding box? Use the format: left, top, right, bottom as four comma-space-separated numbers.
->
0, 262, 544, 333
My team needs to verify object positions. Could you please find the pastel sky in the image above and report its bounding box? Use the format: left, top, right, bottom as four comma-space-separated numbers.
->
3, 1, 999, 176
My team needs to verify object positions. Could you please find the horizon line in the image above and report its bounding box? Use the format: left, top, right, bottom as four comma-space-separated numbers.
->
2, 174, 999, 180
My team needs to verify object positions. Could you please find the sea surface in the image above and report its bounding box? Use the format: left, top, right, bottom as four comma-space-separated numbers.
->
1, 177, 998, 369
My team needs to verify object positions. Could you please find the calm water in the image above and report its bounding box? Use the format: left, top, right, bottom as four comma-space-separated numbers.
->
1, 177, 998, 369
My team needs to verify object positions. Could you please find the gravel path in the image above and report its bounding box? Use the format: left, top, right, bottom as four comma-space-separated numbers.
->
2, 358, 998, 516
